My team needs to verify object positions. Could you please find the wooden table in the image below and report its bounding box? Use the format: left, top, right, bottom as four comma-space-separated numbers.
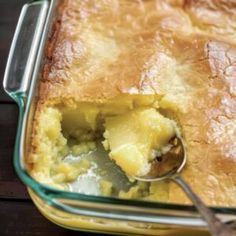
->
0, 1, 113, 235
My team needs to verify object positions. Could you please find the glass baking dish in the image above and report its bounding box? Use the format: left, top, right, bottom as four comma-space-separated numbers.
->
3, 0, 236, 235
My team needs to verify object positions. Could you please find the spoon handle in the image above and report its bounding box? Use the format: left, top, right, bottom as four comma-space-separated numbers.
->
171, 174, 235, 236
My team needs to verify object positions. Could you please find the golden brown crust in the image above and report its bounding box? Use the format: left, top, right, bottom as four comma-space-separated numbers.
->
37, 0, 236, 206
169, 39, 236, 206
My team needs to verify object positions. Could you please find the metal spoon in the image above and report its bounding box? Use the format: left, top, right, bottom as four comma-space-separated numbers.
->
135, 137, 235, 236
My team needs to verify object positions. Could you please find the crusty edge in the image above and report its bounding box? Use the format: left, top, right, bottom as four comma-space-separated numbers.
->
26, 0, 67, 169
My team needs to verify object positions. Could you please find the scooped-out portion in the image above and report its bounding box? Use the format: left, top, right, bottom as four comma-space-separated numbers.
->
28, 94, 178, 201
103, 108, 176, 177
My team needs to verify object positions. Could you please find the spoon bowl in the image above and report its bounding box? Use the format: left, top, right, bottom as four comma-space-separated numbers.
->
135, 137, 186, 182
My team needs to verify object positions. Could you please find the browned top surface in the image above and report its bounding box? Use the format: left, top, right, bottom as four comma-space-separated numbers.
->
39, 0, 236, 206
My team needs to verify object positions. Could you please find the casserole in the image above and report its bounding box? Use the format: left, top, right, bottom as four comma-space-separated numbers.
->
3, 0, 236, 235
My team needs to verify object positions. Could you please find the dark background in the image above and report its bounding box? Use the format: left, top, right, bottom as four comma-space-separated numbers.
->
0, 1, 112, 235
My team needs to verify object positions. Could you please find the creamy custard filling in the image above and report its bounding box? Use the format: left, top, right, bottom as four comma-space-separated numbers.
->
30, 95, 179, 199
103, 108, 176, 177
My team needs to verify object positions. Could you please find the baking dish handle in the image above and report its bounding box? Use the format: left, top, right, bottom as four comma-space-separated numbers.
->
3, 1, 49, 101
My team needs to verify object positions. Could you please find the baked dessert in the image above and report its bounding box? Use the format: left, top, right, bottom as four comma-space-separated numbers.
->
28, 0, 236, 206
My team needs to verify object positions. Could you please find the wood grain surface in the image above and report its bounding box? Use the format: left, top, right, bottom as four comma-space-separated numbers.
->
0, 1, 113, 235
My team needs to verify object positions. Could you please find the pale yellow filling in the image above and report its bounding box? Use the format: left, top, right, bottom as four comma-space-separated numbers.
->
30, 95, 179, 200
103, 108, 175, 177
